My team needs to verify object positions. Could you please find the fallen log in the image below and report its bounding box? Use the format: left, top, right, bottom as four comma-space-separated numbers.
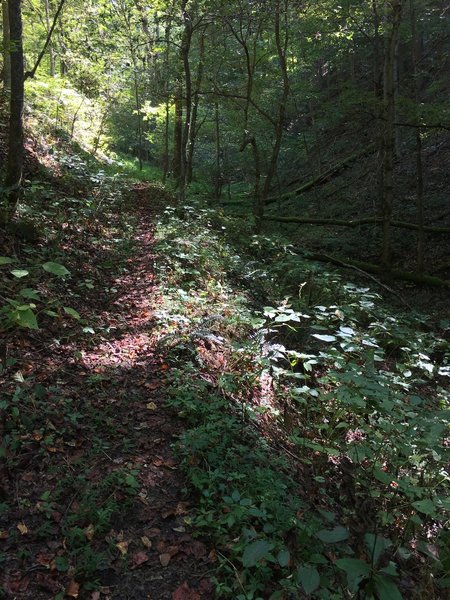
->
263, 215, 450, 234
306, 253, 450, 288
266, 144, 376, 204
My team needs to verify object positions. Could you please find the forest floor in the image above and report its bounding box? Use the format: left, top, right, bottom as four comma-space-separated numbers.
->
1, 183, 216, 600
1, 131, 449, 600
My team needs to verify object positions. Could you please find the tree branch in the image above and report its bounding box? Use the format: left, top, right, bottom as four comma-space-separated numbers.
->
24, 0, 67, 80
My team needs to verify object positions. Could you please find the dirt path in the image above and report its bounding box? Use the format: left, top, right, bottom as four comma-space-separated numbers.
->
1, 189, 215, 600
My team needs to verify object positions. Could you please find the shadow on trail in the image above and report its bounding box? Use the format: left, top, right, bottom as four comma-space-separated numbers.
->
0, 190, 214, 600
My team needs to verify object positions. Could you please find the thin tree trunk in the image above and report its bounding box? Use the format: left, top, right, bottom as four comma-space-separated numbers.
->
178, 0, 192, 202
162, 18, 171, 183
44, 0, 55, 76
186, 25, 206, 184
172, 84, 183, 181
256, 0, 290, 232
2, 0, 24, 223
381, 0, 403, 268
214, 99, 221, 200
2, 0, 11, 90
410, 0, 424, 272
133, 65, 143, 171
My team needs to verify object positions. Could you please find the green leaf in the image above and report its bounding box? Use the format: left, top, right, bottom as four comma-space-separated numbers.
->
412, 499, 436, 516
19, 288, 40, 300
10, 269, 29, 278
241, 540, 274, 567
364, 534, 392, 566
277, 549, 290, 567
336, 558, 371, 593
42, 261, 70, 277
13, 307, 38, 329
63, 306, 81, 320
296, 565, 320, 594
316, 525, 349, 543
373, 574, 403, 600
312, 334, 336, 342
0, 256, 14, 265
55, 556, 69, 572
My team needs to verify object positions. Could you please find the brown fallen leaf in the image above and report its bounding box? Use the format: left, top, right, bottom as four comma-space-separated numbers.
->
66, 579, 80, 598
116, 540, 130, 555
84, 524, 95, 541
35, 572, 61, 593
141, 536, 152, 549
175, 502, 190, 516
4, 573, 30, 594
159, 553, 171, 567
0, 530, 9, 540
131, 551, 149, 569
146, 402, 157, 410
144, 381, 159, 390
172, 582, 201, 600
17, 522, 29, 535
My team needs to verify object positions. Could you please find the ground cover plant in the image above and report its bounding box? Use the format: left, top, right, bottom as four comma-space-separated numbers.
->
1, 0, 450, 597
152, 204, 450, 599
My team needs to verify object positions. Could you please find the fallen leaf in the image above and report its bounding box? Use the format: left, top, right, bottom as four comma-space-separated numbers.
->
84, 524, 95, 541
175, 502, 190, 515
131, 551, 149, 569
141, 536, 152, 549
144, 381, 159, 390
0, 530, 9, 540
116, 540, 130, 555
66, 580, 80, 598
35, 572, 61, 593
4, 573, 30, 593
146, 402, 157, 410
36, 552, 54, 566
172, 582, 201, 600
17, 522, 29, 535
159, 553, 171, 567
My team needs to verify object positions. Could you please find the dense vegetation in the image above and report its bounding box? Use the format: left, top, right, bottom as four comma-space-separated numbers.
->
0, 1, 449, 599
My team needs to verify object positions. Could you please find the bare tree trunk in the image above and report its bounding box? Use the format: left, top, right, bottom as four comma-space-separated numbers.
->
256, 0, 290, 232
381, 0, 403, 268
132, 65, 143, 171
172, 84, 183, 181
2, 0, 11, 90
186, 25, 206, 184
213, 99, 221, 200
178, 0, 192, 202
410, 0, 424, 272
2, 0, 24, 223
162, 18, 171, 183
44, 0, 56, 76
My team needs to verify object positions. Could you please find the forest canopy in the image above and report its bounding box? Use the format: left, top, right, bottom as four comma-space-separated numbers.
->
0, 1, 449, 599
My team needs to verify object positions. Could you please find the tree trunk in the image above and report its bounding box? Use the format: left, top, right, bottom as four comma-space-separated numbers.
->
186, 26, 206, 184
213, 99, 221, 200
381, 0, 403, 268
2, 0, 11, 90
410, 0, 424, 273
44, 0, 56, 76
256, 0, 290, 231
178, 1, 192, 202
162, 18, 171, 183
2, 0, 24, 223
172, 83, 183, 181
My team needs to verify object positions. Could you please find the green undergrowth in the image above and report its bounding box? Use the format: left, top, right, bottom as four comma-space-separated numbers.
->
153, 201, 450, 599
1, 150, 143, 593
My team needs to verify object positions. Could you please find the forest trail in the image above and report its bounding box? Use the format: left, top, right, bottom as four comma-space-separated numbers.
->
1, 186, 215, 600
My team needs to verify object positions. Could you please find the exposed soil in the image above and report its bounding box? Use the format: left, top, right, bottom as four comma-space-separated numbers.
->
0, 187, 215, 600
